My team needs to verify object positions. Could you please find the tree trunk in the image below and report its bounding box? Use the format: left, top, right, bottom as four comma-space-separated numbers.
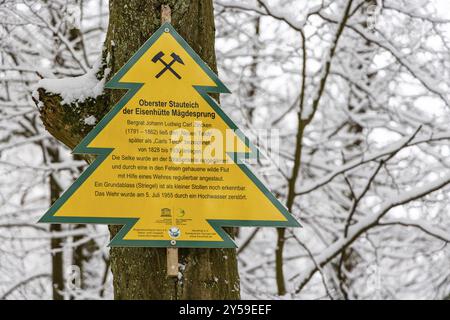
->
46, 142, 65, 300
37, 0, 240, 300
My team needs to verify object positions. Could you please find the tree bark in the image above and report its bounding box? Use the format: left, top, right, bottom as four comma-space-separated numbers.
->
46, 142, 65, 300
37, 0, 240, 300
49, 180, 64, 300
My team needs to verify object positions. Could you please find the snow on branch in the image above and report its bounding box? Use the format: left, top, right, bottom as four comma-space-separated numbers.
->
378, 219, 450, 243
294, 171, 450, 292
383, 4, 450, 24
0, 133, 51, 153
318, 12, 450, 108
296, 130, 450, 195
34, 58, 110, 105
215, 0, 320, 31
0, 273, 51, 300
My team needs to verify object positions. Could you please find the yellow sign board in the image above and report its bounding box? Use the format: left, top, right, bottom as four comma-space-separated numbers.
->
39, 23, 300, 248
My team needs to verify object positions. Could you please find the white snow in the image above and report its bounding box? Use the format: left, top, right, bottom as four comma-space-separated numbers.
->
216, 0, 307, 30
83, 115, 97, 125
31, 89, 43, 108
35, 58, 110, 105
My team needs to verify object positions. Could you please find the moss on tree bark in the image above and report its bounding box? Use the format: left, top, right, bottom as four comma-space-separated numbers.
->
37, 0, 240, 300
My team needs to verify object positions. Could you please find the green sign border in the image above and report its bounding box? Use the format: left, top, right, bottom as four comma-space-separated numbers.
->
39, 23, 301, 248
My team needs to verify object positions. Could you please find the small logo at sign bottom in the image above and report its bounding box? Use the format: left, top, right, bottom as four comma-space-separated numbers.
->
169, 226, 180, 239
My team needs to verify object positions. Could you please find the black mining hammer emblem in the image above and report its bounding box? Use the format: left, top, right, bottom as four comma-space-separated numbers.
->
152, 51, 184, 79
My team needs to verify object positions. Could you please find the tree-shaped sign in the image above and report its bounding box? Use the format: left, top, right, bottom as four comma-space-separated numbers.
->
39, 23, 300, 248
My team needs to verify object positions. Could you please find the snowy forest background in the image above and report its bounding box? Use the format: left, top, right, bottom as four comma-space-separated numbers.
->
1, 0, 450, 299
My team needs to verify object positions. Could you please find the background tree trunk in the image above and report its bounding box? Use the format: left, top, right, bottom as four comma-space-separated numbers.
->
47, 142, 64, 300
37, 0, 240, 299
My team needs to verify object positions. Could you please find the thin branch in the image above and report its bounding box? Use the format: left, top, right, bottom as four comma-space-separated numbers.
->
237, 227, 260, 255
379, 220, 450, 243
290, 231, 335, 300
296, 131, 450, 196
1, 273, 51, 300
294, 171, 450, 293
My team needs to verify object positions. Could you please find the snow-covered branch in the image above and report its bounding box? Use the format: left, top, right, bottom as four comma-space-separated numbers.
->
294, 172, 450, 292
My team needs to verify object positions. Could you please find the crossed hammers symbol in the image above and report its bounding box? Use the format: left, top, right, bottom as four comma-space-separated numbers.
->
152, 51, 185, 79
